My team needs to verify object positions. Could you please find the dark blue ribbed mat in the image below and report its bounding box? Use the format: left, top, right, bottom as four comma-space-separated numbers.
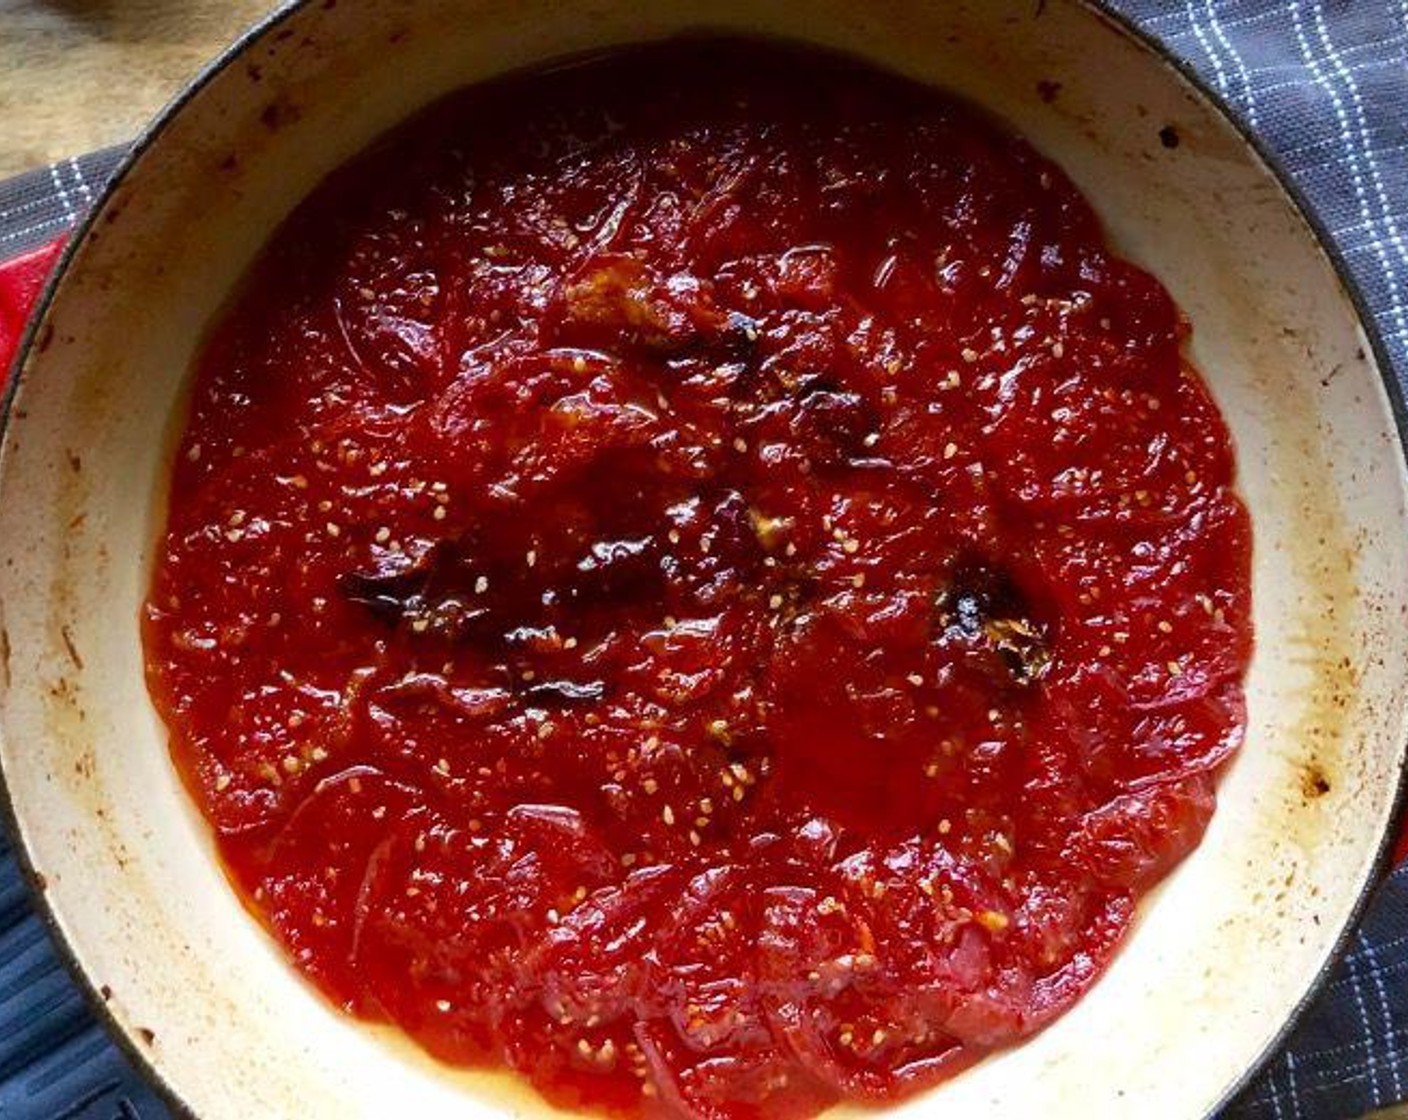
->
0, 837, 167, 1119
2, 4, 1407, 1118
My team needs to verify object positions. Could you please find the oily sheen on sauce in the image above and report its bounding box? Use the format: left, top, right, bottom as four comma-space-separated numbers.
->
144, 40, 1252, 1120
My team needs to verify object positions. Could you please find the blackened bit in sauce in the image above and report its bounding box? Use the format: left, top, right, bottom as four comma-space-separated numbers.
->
789, 386, 877, 467
570, 534, 661, 601
337, 548, 439, 623
939, 561, 1053, 684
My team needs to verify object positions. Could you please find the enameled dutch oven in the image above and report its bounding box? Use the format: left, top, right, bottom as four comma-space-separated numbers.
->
1, 1, 1405, 1117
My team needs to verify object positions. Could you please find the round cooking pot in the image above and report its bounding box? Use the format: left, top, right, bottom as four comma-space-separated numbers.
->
1, 1, 1405, 1117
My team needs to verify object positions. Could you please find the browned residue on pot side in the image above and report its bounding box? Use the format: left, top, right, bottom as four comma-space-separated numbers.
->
41, 386, 99, 800
1247, 338, 1361, 860
1278, 464, 1355, 821
27, 298, 256, 1059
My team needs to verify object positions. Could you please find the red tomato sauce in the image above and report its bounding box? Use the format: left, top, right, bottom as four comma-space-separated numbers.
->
144, 40, 1252, 1119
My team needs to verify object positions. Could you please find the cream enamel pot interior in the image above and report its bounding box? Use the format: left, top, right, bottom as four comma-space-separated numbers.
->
1, 2, 1406, 1118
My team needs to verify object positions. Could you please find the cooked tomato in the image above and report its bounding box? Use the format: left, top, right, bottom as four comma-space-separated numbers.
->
145, 39, 1252, 1120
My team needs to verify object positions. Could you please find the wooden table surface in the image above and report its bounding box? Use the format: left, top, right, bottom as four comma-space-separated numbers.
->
1, 3, 1404, 1118
0, 0, 276, 178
